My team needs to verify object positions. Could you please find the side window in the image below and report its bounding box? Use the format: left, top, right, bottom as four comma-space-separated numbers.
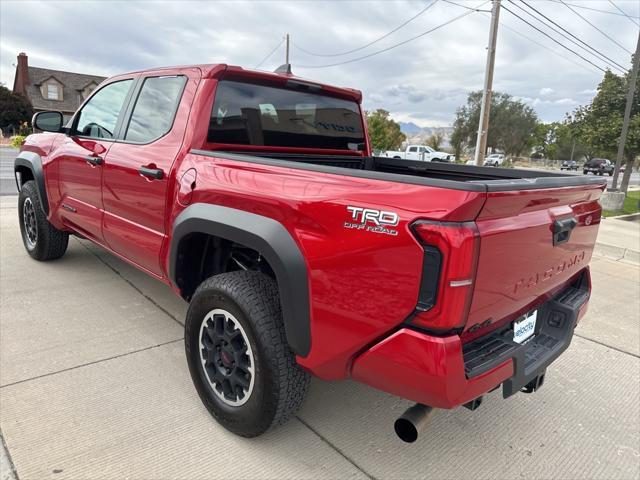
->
408, 146, 418, 153
75, 80, 132, 139
124, 76, 187, 143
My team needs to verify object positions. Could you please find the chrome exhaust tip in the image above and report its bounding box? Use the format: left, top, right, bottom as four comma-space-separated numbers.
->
394, 404, 435, 443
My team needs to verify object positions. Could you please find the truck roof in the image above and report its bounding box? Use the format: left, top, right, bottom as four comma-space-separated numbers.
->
113, 63, 363, 103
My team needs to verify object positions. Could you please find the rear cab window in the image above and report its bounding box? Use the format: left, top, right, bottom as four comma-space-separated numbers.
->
207, 80, 365, 151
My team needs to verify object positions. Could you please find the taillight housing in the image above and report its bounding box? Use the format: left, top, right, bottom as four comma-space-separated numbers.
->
411, 220, 480, 332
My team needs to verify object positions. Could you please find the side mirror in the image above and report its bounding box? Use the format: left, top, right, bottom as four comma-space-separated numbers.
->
33, 111, 63, 133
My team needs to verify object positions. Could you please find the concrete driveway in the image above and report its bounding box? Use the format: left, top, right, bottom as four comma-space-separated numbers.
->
1, 195, 639, 480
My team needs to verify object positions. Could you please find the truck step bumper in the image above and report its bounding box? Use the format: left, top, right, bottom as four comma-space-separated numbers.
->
351, 269, 591, 409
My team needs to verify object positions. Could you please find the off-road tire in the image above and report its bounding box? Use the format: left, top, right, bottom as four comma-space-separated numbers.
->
18, 180, 68, 261
185, 270, 310, 437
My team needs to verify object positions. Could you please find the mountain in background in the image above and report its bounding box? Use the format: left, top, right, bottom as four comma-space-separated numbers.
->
398, 122, 455, 149
398, 122, 422, 135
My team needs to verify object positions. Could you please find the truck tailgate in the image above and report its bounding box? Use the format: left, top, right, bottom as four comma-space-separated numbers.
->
465, 183, 604, 337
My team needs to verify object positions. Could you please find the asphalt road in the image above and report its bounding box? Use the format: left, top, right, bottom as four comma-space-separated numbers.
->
524, 165, 640, 188
0, 195, 638, 480
0, 148, 18, 196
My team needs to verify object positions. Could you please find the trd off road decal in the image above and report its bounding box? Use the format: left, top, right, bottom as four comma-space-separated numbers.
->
344, 206, 399, 236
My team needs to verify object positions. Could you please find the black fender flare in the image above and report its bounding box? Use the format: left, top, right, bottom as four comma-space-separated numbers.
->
169, 203, 311, 357
14, 151, 49, 215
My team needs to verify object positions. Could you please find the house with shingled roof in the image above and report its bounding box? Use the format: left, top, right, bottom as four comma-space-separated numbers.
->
12, 52, 107, 123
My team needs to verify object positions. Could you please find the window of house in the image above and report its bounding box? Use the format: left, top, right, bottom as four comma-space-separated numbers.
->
47, 83, 59, 100
124, 75, 187, 143
81, 84, 97, 101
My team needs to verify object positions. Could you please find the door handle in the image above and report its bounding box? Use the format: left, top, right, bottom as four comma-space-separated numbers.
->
139, 166, 164, 180
85, 155, 103, 166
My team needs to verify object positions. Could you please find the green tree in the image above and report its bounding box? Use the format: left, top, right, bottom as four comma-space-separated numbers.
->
365, 109, 406, 152
451, 91, 538, 157
570, 70, 639, 192
0, 86, 33, 134
426, 132, 444, 150
450, 113, 466, 160
532, 121, 589, 160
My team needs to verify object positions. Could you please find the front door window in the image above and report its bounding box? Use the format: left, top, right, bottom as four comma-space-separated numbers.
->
74, 80, 133, 139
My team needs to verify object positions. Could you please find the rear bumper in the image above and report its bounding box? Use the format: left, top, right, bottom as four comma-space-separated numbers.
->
351, 269, 591, 409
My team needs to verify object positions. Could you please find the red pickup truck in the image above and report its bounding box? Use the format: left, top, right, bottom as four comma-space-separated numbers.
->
15, 64, 605, 442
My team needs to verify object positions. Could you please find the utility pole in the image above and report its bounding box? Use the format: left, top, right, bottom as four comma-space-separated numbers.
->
285, 33, 290, 65
474, 0, 501, 166
612, 30, 640, 192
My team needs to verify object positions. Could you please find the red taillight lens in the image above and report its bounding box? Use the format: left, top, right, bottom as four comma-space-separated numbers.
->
411, 221, 480, 332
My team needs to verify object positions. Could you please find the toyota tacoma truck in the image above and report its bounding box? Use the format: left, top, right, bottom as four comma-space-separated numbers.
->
14, 64, 605, 442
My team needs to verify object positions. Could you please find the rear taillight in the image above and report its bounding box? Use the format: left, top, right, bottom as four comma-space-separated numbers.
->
411, 220, 480, 332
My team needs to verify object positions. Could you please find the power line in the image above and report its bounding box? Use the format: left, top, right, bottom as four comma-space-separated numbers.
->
547, 0, 640, 20
501, 3, 608, 73
443, 0, 602, 74
254, 38, 284, 69
497, 17, 602, 75
293, 0, 439, 57
607, 0, 640, 27
511, 0, 627, 73
441, 0, 491, 13
297, 1, 489, 69
557, 0, 633, 54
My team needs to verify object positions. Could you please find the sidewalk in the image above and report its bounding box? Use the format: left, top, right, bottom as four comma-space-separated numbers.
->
1, 194, 639, 479
595, 215, 640, 265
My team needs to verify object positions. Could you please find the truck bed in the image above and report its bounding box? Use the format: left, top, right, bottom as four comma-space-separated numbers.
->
192, 150, 606, 192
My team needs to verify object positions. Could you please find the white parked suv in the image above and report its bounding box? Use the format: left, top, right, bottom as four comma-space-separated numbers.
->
484, 154, 505, 167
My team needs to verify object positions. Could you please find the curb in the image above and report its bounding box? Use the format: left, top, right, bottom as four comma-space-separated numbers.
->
594, 242, 640, 265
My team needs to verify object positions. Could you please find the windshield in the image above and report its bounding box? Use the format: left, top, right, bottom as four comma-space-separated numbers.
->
208, 80, 365, 151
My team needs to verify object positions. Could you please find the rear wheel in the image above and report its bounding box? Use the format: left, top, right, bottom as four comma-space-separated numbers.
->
18, 181, 68, 261
185, 271, 310, 437
583, 170, 588, 174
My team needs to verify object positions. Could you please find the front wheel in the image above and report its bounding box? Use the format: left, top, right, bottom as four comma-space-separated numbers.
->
608, 171, 613, 176
18, 181, 68, 261
185, 271, 310, 437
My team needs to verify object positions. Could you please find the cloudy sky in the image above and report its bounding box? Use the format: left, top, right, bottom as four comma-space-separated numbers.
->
1, 0, 638, 127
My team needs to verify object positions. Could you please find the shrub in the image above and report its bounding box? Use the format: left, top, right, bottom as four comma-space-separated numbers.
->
10, 135, 26, 148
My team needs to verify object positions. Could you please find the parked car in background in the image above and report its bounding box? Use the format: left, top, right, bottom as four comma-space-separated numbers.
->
483, 153, 505, 167
583, 158, 614, 176
560, 160, 578, 171
380, 144, 452, 162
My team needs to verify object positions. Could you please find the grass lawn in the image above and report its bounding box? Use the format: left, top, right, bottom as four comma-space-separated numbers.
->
603, 190, 640, 217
